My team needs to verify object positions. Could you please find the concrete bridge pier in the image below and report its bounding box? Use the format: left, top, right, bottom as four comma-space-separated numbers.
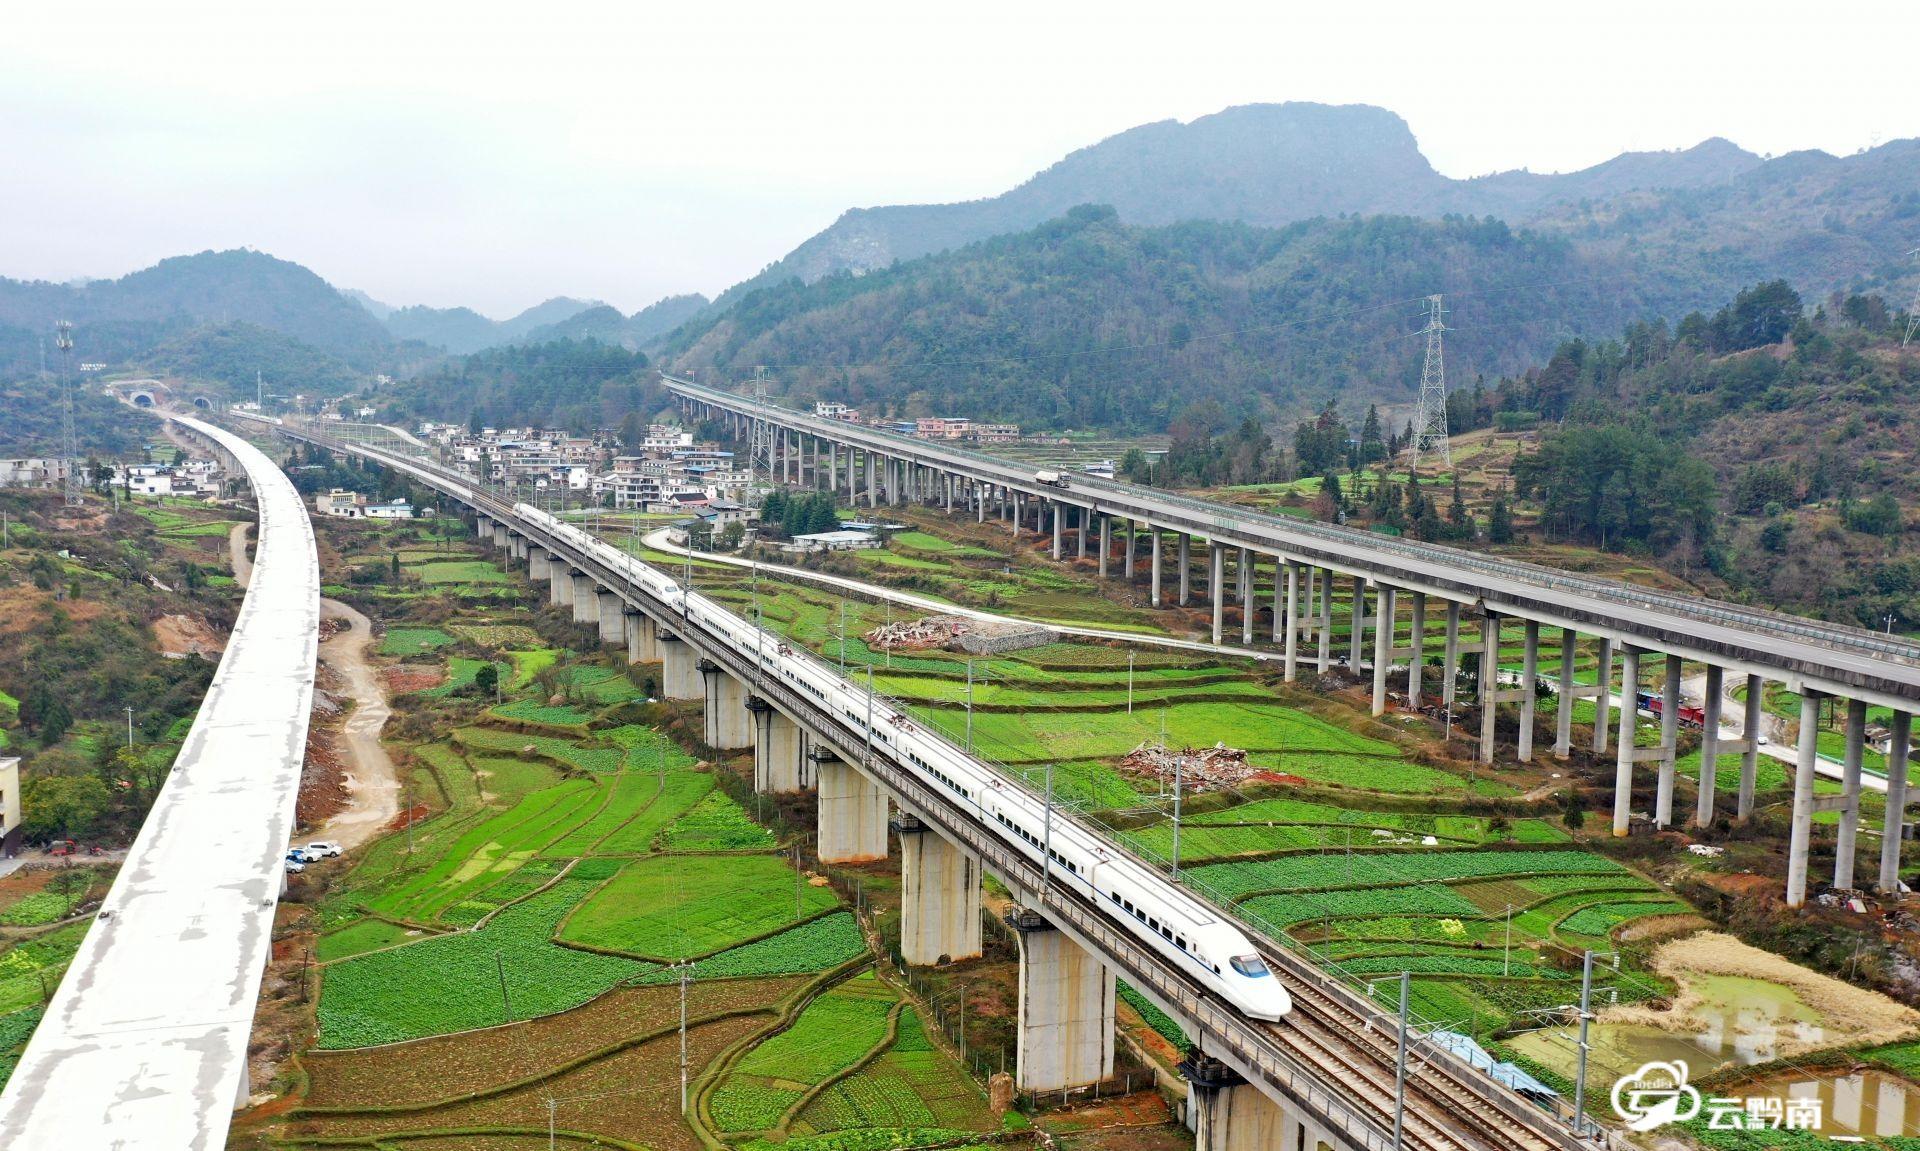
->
660, 633, 701, 701
1239, 548, 1255, 645
1124, 520, 1137, 580
626, 611, 659, 664
1786, 689, 1829, 907
1879, 712, 1914, 893
1553, 626, 1577, 758
1612, 646, 1652, 836
1008, 908, 1115, 1092
1347, 576, 1367, 669
1184, 1056, 1291, 1151
1283, 563, 1301, 681
1835, 698, 1869, 890
476, 514, 493, 543
1404, 591, 1427, 704
1371, 584, 1398, 715
1653, 653, 1683, 826
1270, 554, 1286, 644
528, 545, 551, 582
749, 698, 811, 792
548, 563, 570, 606
1315, 568, 1333, 671
596, 591, 625, 644
700, 661, 753, 750
1051, 501, 1063, 559
1441, 601, 1461, 709
1516, 620, 1540, 761
1735, 673, 1765, 820
1178, 534, 1191, 605
492, 522, 510, 550
1478, 611, 1502, 762
1149, 530, 1163, 606
816, 752, 889, 863
571, 572, 599, 625
507, 532, 526, 564
894, 813, 983, 965
1098, 515, 1111, 578
1208, 544, 1225, 644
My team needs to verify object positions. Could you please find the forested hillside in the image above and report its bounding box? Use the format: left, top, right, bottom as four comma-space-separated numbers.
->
665, 206, 1718, 429
373, 338, 658, 432
0, 250, 391, 374
1302, 284, 1920, 630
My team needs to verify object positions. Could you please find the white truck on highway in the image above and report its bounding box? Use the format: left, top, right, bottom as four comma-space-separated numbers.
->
1034, 469, 1068, 488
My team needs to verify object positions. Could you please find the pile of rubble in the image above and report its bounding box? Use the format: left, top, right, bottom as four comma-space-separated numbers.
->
1118, 741, 1259, 792
865, 615, 972, 651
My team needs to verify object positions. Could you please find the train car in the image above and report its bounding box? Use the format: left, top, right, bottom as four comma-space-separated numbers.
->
513, 502, 1293, 1022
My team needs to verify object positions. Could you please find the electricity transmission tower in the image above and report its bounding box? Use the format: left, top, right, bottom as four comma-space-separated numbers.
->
1904, 247, 1919, 348
55, 320, 82, 507
1407, 294, 1451, 475
747, 365, 777, 496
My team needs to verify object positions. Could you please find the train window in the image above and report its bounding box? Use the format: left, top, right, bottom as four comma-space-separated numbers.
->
1230, 954, 1271, 979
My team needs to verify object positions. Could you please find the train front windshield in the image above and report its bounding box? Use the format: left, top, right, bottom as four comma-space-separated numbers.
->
1230, 954, 1270, 978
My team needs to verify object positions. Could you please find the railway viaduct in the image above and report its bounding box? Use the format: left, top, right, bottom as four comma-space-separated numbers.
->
661, 374, 1920, 909
276, 417, 1582, 1151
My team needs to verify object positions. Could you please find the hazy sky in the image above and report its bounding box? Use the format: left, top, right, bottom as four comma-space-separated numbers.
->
5, 1, 1916, 317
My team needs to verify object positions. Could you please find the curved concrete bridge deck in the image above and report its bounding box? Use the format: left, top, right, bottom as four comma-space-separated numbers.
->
0, 413, 319, 1149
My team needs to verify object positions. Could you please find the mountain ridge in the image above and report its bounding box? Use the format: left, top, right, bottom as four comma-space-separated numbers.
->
713, 102, 1910, 313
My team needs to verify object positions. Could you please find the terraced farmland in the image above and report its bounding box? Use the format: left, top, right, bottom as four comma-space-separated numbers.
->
669, 508, 1704, 1056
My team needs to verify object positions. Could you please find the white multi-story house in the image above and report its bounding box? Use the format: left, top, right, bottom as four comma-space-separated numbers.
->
125, 465, 174, 497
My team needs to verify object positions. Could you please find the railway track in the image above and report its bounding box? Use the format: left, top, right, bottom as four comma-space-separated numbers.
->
1268, 963, 1567, 1151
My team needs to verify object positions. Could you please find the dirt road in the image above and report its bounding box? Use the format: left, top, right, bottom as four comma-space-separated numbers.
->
229, 522, 255, 588
231, 514, 399, 847
315, 598, 400, 849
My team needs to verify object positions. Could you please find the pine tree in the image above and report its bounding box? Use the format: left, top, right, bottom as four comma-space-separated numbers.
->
1489, 488, 1515, 544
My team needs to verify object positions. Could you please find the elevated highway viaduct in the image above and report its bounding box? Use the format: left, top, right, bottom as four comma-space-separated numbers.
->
662, 374, 1920, 908
0, 412, 320, 1150
273, 417, 1583, 1151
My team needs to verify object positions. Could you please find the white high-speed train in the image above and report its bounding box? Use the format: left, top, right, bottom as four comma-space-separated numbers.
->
518, 503, 1292, 1022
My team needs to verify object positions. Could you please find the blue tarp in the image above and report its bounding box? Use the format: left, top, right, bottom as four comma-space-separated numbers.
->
1427, 1030, 1561, 1100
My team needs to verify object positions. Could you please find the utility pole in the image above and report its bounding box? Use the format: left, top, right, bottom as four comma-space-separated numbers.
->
495, 951, 513, 1022
1504, 903, 1514, 977
1393, 970, 1410, 1151
678, 961, 692, 1115
1127, 650, 1135, 714
124, 706, 133, 749
1041, 759, 1055, 893
1572, 949, 1595, 1137
965, 659, 975, 751
1407, 295, 1451, 477
546, 1097, 557, 1151
1171, 750, 1183, 880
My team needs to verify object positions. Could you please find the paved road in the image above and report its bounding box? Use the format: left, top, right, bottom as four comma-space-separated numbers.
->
640, 527, 1280, 663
